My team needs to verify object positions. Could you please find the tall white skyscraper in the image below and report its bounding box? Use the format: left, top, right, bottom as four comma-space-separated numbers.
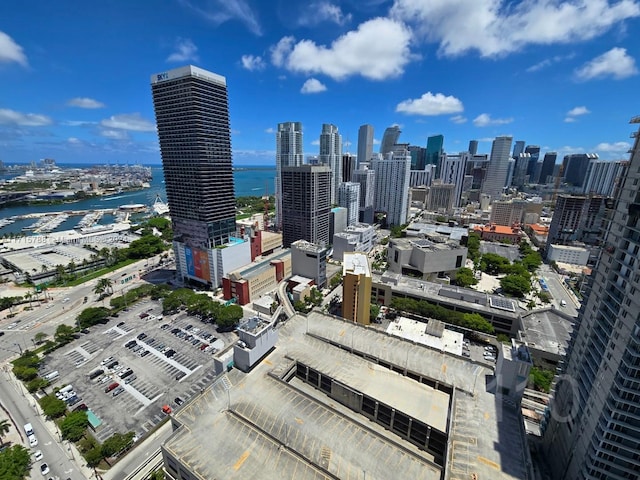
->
276, 122, 304, 229
338, 182, 361, 227
582, 159, 628, 196
319, 124, 342, 205
481, 136, 513, 201
439, 152, 470, 207
357, 124, 374, 167
352, 166, 376, 224
372, 148, 411, 227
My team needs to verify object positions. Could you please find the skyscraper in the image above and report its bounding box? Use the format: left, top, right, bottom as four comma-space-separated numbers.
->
352, 166, 376, 224
357, 124, 374, 167
468, 140, 478, 155
341, 153, 356, 183
481, 136, 513, 201
512, 140, 525, 159
539, 152, 557, 185
150, 65, 236, 284
524, 145, 540, 183
564, 153, 598, 188
379, 125, 401, 156
319, 124, 342, 204
543, 118, 640, 479
281, 165, 331, 247
372, 146, 411, 227
337, 182, 360, 227
439, 152, 470, 207
426, 134, 444, 176
276, 122, 304, 229
582, 159, 628, 196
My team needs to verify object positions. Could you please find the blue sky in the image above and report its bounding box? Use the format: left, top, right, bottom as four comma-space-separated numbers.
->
1, 0, 639, 166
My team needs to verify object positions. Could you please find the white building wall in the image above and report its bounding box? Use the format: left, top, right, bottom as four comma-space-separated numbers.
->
338, 182, 361, 226
439, 152, 469, 207
372, 151, 411, 227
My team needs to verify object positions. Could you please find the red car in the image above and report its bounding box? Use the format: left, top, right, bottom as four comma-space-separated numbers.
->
105, 382, 119, 393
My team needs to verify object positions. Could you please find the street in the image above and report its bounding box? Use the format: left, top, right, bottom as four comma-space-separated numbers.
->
538, 264, 580, 317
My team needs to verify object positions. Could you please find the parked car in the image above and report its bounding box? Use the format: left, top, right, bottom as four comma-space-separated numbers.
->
125, 375, 137, 384
73, 403, 88, 411
137, 333, 147, 340
174, 397, 185, 406
112, 386, 125, 397
33, 450, 43, 461
29, 435, 38, 447
40, 463, 49, 475
140, 350, 150, 357
105, 382, 119, 393
165, 349, 176, 358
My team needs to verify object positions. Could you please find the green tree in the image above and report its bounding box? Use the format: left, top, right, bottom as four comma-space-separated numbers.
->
329, 273, 342, 289
466, 232, 481, 262
479, 253, 511, 275
453, 267, 478, 287
60, 411, 89, 441
26, 377, 49, 393
529, 367, 555, 393
76, 306, 111, 328
54, 324, 76, 344
149, 469, 165, 480
500, 274, 532, 297
101, 432, 135, 458
0, 445, 31, 479
39, 395, 67, 418
84, 447, 104, 468
0, 419, 10, 447
94, 277, 114, 298
33, 332, 47, 344
370, 303, 380, 319
217, 304, 243, 329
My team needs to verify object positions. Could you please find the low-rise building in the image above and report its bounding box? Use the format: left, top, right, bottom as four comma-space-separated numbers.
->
291, 240, 329, 288
386, 237, 467, 282
233, 317, 278, 372
546, 244, 590, 266
473, 224, 523, 244
332, 223, 376, 261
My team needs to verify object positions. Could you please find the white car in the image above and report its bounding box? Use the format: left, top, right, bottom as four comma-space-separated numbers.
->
28, 434, 38, 447
40, 463, 49, 475
33, 450, 43, 461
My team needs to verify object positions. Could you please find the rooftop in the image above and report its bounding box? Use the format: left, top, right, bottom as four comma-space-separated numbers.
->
291, 240, 328, 254
386, 316, 464, 356
519, 308, 575, 357
342, 252, 370, 276
406, 222, 469, 241
164, 312, 529, 480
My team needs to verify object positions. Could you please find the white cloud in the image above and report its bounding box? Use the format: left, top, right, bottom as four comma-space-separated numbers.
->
390, 0, 640, 57
396, 92, 463, 116
179, 0, 262, 35
265, 127, 276, 134
301, 78, 327, 94
67, 137, 83, 145
595, 141, 631, 152
62, 120, 97, 127
167, 38, 199, 63
296, 2, 352, 26
526, 53, 575, 72
575, 47, 638, 80
0, 31, 27, 66
0, 108, 52, 126
567, 106, 590, 116
273, 17, 413, 80
311, 139, 320, 146
241, 54, 266, 71
100, 113, 156, 132
373, 138, 380, 145
66, 97, 105, 109
450, 115, 467, 124
100, 129, 130, 140
473, 113, 513, 127
564, 117, 577, 123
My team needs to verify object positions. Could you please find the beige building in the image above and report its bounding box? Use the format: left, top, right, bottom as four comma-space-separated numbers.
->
342, 252, 371, 325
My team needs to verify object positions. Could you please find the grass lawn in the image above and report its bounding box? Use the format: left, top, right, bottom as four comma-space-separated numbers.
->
62, 259, 140, 287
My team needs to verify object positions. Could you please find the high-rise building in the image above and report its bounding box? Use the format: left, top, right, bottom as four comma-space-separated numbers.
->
582, 159, 628, 196
426, 135, 444, 175
563, 153, 598, 188
379, 125, 401, 156
342, 252, 372, 325
337, 182, 360, 227
539, 152, 557, 185
512, 140, 525, 159
427, 180, 456, 214
468, 140, 478, 155
489, 200, 525, 226
341, 153, 356, 183
409, 164, 435, 188
357, 124, 374, 167
546, 194, 607, 251
281, 165, 331, 247
543, 118, 640, 480
372, 147, 411, 227
319, 124, 342, 204
512, 153, 531, 188
276, 122, 304, 229
524, 145, 540, 183
151, 65, 239, 285
439, 152, 470, 207
481, 136, 513, 201
408, 145, 427, 170
352, 166, 376, 224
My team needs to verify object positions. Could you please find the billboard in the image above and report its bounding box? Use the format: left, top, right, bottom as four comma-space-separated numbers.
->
185, 246, 211, 281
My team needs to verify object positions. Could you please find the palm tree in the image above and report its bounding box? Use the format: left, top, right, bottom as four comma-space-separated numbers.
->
94, 278, 114, 298
25, 292, 33, 309
0, 419, 11, 447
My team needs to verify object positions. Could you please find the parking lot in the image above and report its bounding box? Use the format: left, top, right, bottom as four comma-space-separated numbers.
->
38, 297, 237, 443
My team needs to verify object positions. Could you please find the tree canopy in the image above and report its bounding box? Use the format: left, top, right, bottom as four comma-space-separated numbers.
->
0, 445, 31, 480
54, 324, 76, 345
453, 267, 478, 288
39, 395, 67, 418
101, 432, 135, 458
500, 274, 532, 298
162, 289, 242, 329
76, 307, 111, 328
60, 411, 89, 441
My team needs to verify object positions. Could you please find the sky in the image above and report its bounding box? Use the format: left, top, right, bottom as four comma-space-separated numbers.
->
1, 0, 639, 166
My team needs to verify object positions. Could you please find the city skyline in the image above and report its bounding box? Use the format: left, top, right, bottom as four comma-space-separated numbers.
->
1, 1, 639, 165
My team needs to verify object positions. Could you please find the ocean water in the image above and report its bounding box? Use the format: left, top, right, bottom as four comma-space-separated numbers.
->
0, 164, 275, 234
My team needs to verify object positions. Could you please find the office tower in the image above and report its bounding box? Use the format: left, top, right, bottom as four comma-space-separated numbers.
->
505, 158, 515, 189
338, 182, 360, 226
439, 152, 470, 207
352, 166, 376, 224
319, 124, 342, 204
465, 153, 490, 191
582, 159, 628, 196
426, 134, 444, 175
408, 145, 427, 170
372, 147, 411, 227
481, 136, 513, 201
512, 140, 525, 159
150, 65, 237, 284
539, 152, 557, 184
543, 119, 640, 479
468, 140, 478, 155
409, 164, 435, 188
357, 124, 374, 167
523, 145, 539, 183
281, 165, 331, 248
341, 153, 356, 183
545, 194, 607, 251
427, 180, 456, 213
512, 153, 531, 188
379, 125, 401, 156
276, 122, 304, 229
563, 153, 598, 188
342, 252, 372, 325
489, 200, 525, 226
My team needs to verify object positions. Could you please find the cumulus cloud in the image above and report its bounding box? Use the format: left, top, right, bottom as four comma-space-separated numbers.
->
390, 0, 640, 57
179, 0, 262, 36
473, 113, 513, 127
100, 129, 130, 140
301, 78, 327, 94
66, 97, 105, 109
0, 108, 52, 126
450, 115, 467, 124
272, 17, 413, 80
575, 47, 638, 80
296, 2, 352, 26
396, 92, 463, 116
67, 137, 82, 145
100, 113, 156, 132
167, 38, 199, 63
564, 105, 590, 122
265, 127, 276, 134
241, 54, 266, 71
0, 31, 27, 66
595, 141, 631, 152
527, 53, 575, 72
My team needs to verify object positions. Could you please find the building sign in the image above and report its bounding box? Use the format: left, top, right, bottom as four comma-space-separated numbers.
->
185, 246, 211, 281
